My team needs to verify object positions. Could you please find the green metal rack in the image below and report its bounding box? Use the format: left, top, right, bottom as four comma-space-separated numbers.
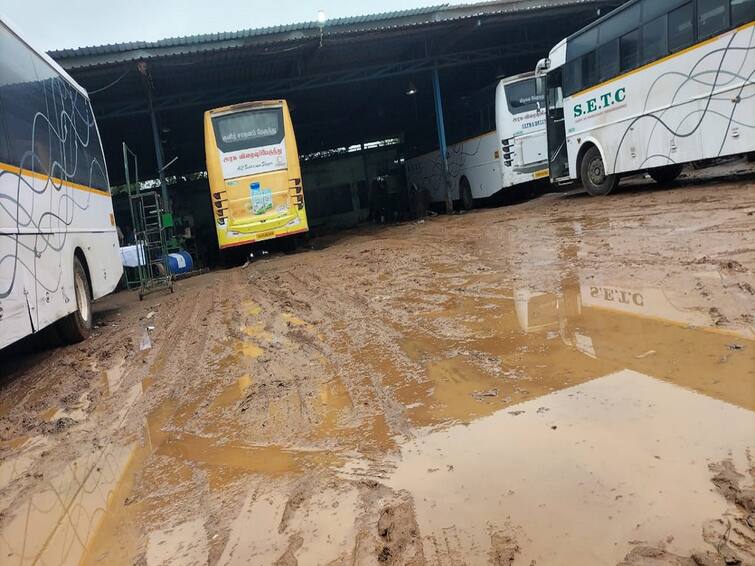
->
123, 142, 174, 300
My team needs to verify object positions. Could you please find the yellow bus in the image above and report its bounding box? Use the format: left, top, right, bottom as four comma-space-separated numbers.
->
204, 100, 308, 249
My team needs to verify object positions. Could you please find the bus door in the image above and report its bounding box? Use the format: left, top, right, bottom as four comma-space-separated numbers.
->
212, 107, 293, 232
545, 68, 569, 181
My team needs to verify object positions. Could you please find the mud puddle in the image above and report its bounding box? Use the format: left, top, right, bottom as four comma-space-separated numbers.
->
1, 250, 753, 564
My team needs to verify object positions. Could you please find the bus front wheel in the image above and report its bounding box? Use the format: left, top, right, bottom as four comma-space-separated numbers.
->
648, 163, 683, 185
57, 257, 93, 344
580, 146, 618, 196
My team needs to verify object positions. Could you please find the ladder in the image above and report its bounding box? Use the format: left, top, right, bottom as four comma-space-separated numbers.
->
123, 143, 174, 300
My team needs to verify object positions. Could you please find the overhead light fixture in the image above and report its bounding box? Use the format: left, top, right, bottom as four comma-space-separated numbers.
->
406, 81, 417, 96
317, 10, 327, 24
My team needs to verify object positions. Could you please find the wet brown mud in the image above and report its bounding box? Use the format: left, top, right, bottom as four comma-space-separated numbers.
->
0, 173, 753, 564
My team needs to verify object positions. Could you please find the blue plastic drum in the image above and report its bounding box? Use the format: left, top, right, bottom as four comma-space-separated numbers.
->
164, 250, 193, 274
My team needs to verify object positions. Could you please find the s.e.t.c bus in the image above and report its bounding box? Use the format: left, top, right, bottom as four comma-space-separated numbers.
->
537, 0, 754, 196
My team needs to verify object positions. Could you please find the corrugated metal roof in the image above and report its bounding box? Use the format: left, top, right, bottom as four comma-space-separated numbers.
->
49, 0, 605, 63
49, 5, 446, 58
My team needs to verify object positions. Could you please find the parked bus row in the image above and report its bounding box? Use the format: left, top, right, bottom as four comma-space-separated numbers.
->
408, 0, 754, 203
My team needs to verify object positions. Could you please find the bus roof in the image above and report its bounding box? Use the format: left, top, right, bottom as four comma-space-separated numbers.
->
564, 0, 641, 44
497, 70, 536, 86
206, 100, 286, 117
0, 14, 89, 98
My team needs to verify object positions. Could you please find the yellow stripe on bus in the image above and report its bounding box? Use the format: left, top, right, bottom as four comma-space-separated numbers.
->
572, 19, 755, 99
0, 161, 111, 197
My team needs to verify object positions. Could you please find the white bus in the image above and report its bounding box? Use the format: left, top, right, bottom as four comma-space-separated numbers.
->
0, 17, 122, 350
537, 0, 755, 195
406, 72, 548, 210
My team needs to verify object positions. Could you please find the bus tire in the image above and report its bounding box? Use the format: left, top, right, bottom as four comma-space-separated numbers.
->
648, 163, 683, 185
580, 146, 618, 196
57, 257, 92, 344
459, 177, 474, 210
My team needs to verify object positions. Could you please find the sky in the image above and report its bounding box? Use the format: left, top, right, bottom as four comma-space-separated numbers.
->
3, 0, 470, 52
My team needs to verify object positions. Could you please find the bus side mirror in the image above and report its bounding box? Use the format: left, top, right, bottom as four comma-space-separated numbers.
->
535, 57, 550, 77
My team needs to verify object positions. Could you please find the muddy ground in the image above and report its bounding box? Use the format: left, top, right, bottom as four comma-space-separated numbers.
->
1, 164, 754, 565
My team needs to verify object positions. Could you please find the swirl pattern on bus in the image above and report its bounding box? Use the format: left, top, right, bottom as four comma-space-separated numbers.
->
0, 68, 108, 321
611, 24, 755, 172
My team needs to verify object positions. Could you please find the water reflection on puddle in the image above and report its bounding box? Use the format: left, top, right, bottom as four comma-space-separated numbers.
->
388, 279, 754, 428
1, 269, 752, 565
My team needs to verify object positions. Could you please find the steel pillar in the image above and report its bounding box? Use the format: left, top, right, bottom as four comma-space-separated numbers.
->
143, 73, 171, 213
432, 66, 453, 214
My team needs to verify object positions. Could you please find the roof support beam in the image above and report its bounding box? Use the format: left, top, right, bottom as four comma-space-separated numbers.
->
139, 62, 172, 213
94, 41, 551, 120
431, 66, 452, 214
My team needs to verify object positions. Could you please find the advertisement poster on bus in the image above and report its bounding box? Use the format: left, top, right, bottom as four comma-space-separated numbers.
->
219, 142, 288, 180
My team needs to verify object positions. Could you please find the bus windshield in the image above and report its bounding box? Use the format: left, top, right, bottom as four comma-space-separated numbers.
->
212, 107, 285, 153
505, 79, 544, 114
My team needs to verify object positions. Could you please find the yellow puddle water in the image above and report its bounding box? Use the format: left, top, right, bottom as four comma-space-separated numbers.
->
281, 312, 306, 327
208, 374, 252, 412
236, 341, 263, 359
78, 395, 341, 565
241, 324, 272, 340
0, 368, 337, 566
244, 300, 262, 316
40, 406, 58, 421
386, 279, 754, 433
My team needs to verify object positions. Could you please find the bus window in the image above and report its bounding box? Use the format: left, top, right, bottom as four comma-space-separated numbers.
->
565, 58, 582, 96
731, 0, 755, 26
580, 51, 598, 91
597, 39, 620, 82
697, 0, 729, 39
620, 29, 641, 71
505, 79, 543, 114
599, 3, 640, 43
0, 98, 6, 165
0, 25, 37, 170
642, 15, 668, 64
212, 108, 285, 158
568, 26, 598, 59
547, 79, 564, 111
643, 0, 673, 23
668, 3, 695, 52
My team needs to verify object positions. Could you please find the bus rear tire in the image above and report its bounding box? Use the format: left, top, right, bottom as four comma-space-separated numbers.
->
459, 177, 474, 210
648, 163, 683, 185
57, 257, 92, 344
580, 146, 618, 196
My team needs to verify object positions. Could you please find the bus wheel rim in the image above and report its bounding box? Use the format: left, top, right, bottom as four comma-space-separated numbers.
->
75, 272, 90, 322
589, 157, 605, 186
